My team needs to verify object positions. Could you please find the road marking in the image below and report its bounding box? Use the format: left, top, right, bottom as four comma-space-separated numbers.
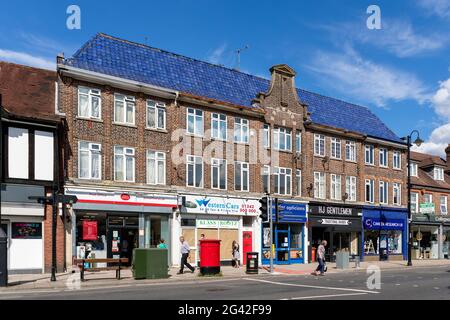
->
243, 278, 380, 294
434, 287, 440, 290
413, 285, 419, 288
287, 292, 368, 300
395, 284, 401, 286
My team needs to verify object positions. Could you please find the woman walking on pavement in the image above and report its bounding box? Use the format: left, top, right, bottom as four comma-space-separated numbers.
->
313, 240, 327, 276
232, 240, 240, 268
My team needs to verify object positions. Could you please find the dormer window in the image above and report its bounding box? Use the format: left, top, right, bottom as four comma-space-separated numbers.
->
434, 167, 445, 181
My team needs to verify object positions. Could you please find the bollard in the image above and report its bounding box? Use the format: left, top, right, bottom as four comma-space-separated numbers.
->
0, 229, 8, 287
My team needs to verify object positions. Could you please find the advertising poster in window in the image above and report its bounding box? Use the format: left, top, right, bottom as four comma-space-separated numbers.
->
11, 223, 42, 239
82, 220, 98, 241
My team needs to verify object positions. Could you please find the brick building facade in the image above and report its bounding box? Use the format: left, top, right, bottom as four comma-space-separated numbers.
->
55, 33, 409, 267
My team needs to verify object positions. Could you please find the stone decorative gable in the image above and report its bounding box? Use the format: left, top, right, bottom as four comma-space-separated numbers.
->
253, 64, 309, 130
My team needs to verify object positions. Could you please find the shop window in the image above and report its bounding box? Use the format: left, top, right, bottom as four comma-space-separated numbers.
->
364, 230, 379, 255
181, 219, 196, 227
290, 225, 303, 260
11, 223, 42, 239
219, 229, 239, 261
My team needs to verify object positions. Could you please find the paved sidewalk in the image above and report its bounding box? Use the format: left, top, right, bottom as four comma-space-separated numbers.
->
1, 260, 449, 293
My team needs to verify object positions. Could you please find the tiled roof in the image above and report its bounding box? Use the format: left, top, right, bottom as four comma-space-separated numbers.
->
411, 151, 450, 190
63, 33, 403, 143
0, 61, 59, 121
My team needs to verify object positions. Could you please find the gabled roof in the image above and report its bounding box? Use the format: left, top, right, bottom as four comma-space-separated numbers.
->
411, 151, 450, 191
63, 33, 403, 143
0, 61, 60, 121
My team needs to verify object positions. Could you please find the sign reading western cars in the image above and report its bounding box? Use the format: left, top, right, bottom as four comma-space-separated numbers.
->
183, 195, 260, 216
309, 204, 362, 217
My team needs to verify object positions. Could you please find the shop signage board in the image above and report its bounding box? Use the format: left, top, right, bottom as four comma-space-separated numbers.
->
11, 223, 42, 239
271, 201, 307, 223
184, 195, 260, 216
364, 218, 404, 230
82, 221, 98, 240
309, 204, 362, 217
320, 219, 351, 226
420, 203, 435, 214
196, 219, 239, 229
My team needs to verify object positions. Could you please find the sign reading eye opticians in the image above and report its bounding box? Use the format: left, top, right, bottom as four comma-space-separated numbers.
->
309, 204, 362, 217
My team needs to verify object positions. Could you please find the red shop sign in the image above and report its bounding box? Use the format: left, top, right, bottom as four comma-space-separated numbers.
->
83, 221, 98, 241
121, 194, 131, 201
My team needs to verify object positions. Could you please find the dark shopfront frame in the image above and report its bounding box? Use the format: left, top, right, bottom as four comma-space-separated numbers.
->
308, 203, 363, 263
261, 201, 307, 265
362, 206, 408, 261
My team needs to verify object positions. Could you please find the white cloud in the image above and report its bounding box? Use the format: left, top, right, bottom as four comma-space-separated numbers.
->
413, 123, 450, 158
413, 77, 450, 158
417, 0, 450, 18
307, 46, 430, 107
355, 20, 446, 58
207, 44, 227, 65
0, 49, 55, 70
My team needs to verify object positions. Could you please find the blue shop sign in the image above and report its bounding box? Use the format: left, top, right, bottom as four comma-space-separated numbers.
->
272, 201, 307, 223
364, 218, 404, 230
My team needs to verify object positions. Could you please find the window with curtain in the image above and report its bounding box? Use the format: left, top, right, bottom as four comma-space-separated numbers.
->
114, 146, 135, 182
114, 94, 135, 125
147, 151, 166, 185
314, 172, 326, 199
79, 141, 101, 180
78, 86, 101, 119
346, 176, 357, 201
147, 100, 166, 130
330, 174, 342, 200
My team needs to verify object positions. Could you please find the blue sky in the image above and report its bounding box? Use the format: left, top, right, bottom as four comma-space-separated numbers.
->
1, 0, 449, 156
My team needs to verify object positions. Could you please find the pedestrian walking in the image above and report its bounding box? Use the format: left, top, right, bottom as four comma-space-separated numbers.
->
313, 240, 327, 276
157, 239, 167, 249
232, 240, 240, 268
178, 236, 195, 274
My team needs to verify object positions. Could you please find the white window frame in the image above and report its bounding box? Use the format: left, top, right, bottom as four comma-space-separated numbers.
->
211, 113, 227, 141
314, 134, 325, 157
379, 148, 388, 168
330, 174, 342, 200
379, 181, 388, 205
78, 86, 101, 119
365, 145, 374, 165
273, 127, 292, 152
263, 124, 270, 148
186, 155, 203, 188
440, 196, 448, 215
424, 193, 433, 204
211, 158, 227, 190
274, 167, 292, 196
331, 138, 342, 160
393, 183, 402, 206
365, 179, 375, 203
346, 176, 357, 202
409, 162, 418, 177
186, 108, 204, 136
78, 141, 102, 180
393, 151, 402, 170
345, 141, 356, 162
296, 169, 302, 196
234, 118, 249, 144
114, 94, 135, 125
146, 150, 166, 185
114, 146, 135, 182
146, 100, 166, 130
411, 192, 419, 214
295, 131, 302, 154
234, 161, 249, 192
314, 172, 326, 199
434, 167, 445, 181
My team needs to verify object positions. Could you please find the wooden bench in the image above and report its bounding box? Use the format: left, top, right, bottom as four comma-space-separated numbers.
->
74, 258, 129, 281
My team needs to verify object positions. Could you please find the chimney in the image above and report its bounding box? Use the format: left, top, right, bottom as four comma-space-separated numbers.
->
446, 144, 450, 170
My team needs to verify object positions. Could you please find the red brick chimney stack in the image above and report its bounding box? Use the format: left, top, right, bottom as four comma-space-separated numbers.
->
446, 144, 450, 170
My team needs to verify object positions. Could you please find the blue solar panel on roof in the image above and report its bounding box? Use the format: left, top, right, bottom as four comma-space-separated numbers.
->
64, 33, 402, 143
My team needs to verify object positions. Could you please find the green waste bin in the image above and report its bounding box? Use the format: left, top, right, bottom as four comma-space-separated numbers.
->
132, 248, 169, 280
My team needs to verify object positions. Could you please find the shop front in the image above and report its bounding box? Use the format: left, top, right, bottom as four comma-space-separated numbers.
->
437, 217, 450, 259
261, 201, 308, 265
0, 184, 46, 274
65, 187, 177, 267
178, 195, 261, 266
308, 203, 363, 263
362, 206, 408, 261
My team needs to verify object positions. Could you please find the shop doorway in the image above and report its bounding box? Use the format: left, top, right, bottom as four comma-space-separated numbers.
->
275, 228, 290, 264
311, 227, 331, 261
107, 217, 139, 266
242, 231, 253, 265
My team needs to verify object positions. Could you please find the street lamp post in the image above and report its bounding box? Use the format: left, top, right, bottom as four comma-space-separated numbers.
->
0, 99, 7, 287
402, 130, 423, 267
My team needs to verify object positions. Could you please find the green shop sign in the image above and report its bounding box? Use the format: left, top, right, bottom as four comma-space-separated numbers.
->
419, 203, 435, 214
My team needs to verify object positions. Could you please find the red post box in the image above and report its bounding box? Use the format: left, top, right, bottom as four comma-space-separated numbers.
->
199, 240, 221, 275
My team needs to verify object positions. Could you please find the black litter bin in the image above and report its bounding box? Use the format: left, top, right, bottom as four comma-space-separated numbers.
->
246, 252, 259, 274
